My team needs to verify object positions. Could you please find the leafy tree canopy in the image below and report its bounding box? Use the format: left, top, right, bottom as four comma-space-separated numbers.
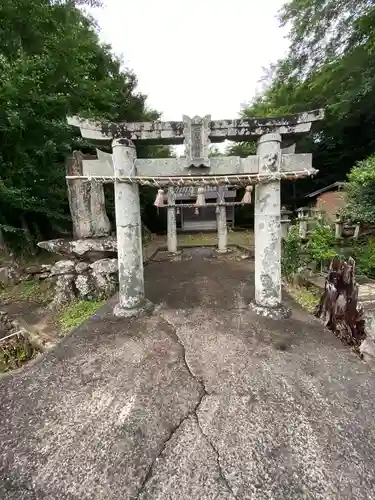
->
239, 0, 375, 207
343, 154, 375, 224
0, 0, 167, 251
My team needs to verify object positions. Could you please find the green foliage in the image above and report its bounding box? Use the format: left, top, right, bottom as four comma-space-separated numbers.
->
58, 299, 105, 332
239, 0, 375, 206
305, 224, 337, 266
343, 154, 375, 224
208, 146, 224, 157
282, 225, 304, 279
284, 283, 319, 314
0, 0, 165, 253
0, 337, 34, 373
226, 142, 256, 157
279, 0, 371, 75
282, 222, 337, 278
178, 231, 254, 247
354, 237, 375, 277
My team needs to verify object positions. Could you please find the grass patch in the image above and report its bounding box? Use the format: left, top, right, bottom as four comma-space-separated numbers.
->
0, 337, 35, 373
228, 230, 254, 247
178, 231, 253, 248
285, 283, 319, 314
58, 299, 105, 333
0, 280, 53, 304
178, 233, 217, 246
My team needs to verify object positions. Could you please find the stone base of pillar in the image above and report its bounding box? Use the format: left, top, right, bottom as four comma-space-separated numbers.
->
169, 251, 182, 262
113, 299, 154, 318
215, 247, 233, 255
249, 301, 291, 320
168, 250, 182, 256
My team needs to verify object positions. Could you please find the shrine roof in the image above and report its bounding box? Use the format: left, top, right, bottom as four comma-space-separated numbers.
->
306, 181, 346, 198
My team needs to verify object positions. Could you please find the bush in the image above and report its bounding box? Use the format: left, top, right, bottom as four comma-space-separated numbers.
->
282, 225, 304, 279
282, 221, 338, 278
343, 154, 375, 224
354, 237, 375, 278
305, 224, 337, 271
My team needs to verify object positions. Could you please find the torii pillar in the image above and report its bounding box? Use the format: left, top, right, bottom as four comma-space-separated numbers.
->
250, 133, 290, 319
112, 138, 153, 318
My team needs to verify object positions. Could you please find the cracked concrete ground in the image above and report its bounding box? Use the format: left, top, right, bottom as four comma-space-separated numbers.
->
1, 257, 375, 499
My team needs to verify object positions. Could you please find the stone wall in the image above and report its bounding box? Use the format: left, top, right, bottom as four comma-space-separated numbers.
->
0, 255, 119, 309
49, 258, 118, 308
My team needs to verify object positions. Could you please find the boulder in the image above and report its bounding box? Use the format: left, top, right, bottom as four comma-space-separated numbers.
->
363, 306, 375, 341
75, 274, 96, 300
38, 237, 117, 261
25, 264, 52, 275
75, 262, 90, 274
50, 260, 76, 276
0, 311, 12, 333
37, 272, 50, 280
90, 258, 118, 275
0, 264, 23, 286
0, 267, 9, 286
50, 274, 75, 309
92, 273, 117, 300
360, 337, 375, 366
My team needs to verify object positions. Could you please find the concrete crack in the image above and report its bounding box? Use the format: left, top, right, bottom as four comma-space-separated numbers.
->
134, 316, 208, 500
159, 314, 238, 499
159, 315, 208, 392
134, 389, 207, 500
135, 315, 237, 499
194, 413, 239, 500
134, 410, 190, 500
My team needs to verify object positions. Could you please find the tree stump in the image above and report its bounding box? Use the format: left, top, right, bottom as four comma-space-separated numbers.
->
314, 256, 366, 346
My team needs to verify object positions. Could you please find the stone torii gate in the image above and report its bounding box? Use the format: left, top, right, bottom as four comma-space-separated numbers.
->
67, 110, 323, 318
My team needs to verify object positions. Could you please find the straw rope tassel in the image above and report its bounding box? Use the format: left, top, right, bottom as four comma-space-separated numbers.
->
195, 187, 206, 206
241, 185, 253, 204
154, 189, 165, 207
195, 186, 206, 215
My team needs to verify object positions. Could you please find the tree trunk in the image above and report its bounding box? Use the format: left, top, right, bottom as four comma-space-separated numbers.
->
20, 215, 36, 255
0, 225, 7, 252
314, 256, 366, 346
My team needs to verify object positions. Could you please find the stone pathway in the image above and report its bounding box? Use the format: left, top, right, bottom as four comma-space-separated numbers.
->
1, 258, 375, 499
307, 274, 375, 302
359, 282, 375, 302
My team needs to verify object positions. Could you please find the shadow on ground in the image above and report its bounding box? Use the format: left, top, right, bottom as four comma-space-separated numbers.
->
1, 258, 375, 500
